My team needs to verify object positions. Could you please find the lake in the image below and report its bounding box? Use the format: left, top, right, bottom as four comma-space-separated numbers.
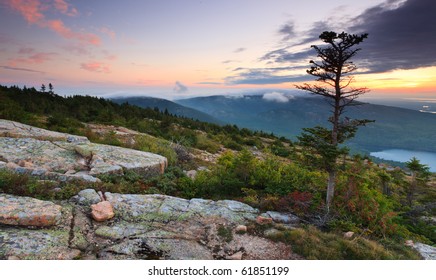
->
370, 149, 436, 172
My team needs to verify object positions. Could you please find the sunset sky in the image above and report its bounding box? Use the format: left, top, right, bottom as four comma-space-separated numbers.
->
1, 0, 435, 99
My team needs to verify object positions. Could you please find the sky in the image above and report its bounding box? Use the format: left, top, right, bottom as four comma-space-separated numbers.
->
1, 0, 435, 100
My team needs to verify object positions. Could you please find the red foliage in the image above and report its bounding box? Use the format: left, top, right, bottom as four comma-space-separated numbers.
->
276, 191, 313, 214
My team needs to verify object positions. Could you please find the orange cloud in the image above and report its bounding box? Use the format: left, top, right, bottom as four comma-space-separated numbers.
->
5, 0, 100, 45
80, 61, 111, 73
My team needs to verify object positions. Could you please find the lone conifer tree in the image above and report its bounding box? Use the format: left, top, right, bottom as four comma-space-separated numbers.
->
296, 31, 371, 214
405, 157, 430, 206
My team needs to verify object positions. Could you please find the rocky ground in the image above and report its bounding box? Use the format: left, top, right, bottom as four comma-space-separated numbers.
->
0, 120, 167, 183
0, 119, 301, 260
0, 190, 302, 260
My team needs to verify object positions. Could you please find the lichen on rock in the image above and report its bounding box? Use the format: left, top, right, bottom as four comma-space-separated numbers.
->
0, 194, 62, 227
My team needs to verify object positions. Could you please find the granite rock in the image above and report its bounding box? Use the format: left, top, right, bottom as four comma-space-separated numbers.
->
0, 194, 62, 227
0, 119, 168, 182
91, 201, 115, 222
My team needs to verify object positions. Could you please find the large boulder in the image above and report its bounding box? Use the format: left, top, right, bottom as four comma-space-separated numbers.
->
0, 194, 62, 227
413, 242, 436, 260
0, 119, 89, 144
0, 119, 168, 181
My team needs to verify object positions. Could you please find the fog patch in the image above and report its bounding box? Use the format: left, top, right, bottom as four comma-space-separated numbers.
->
262, 92, 293, 103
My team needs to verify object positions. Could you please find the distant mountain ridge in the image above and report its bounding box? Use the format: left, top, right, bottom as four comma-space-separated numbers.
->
111, 96, 222, 124
176, 94, 436, 153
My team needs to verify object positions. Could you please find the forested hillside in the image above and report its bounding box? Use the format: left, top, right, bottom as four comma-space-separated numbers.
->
111, 96, 222, 124
177, 94, 436, 153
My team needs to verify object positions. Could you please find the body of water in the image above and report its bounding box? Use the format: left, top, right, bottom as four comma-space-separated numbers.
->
370, 149, 436, 172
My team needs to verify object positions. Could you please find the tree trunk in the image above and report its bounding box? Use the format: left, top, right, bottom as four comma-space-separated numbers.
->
407, 172, 417, 206
326, 170, 336, 214
382, 181, 391, 196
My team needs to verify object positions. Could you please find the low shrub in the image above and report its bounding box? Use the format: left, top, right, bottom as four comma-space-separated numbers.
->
134, 135, 178, 165
267, 226, 421, 260
217, 225, 233, 243
0, 169, 90, 200
194, 134, 221, 153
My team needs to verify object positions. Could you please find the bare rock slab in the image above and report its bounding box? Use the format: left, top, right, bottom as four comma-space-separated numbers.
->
0, 227, 80, 260
0, 119, 89, 143
0, 194, 62, 227
105, 193, 258, 223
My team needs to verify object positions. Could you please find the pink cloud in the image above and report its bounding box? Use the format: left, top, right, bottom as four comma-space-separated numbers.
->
80, 61, 111, 73
18, 47, 35, 54
46, 19, 100, 45
6, 0, 45, 24
5, 0, 100, 46
63, 44, 89, 55
99, 27, 116, 40
8, 52, 57, 66
53, 0, 78, 17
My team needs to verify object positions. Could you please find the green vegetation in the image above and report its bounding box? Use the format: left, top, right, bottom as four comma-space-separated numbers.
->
266, 226, 421, 260
0, 167, 187, 201
405, 157, 431, 206
217, 225, 234, 243
0, 169, 87, 200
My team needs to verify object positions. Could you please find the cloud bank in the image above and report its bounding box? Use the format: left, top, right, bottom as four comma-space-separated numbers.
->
226, 0, 436, 85
351, 0, 436, 73
262, 92, 293, 103
174, 81, 188, 93
262, 0, 436, 74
